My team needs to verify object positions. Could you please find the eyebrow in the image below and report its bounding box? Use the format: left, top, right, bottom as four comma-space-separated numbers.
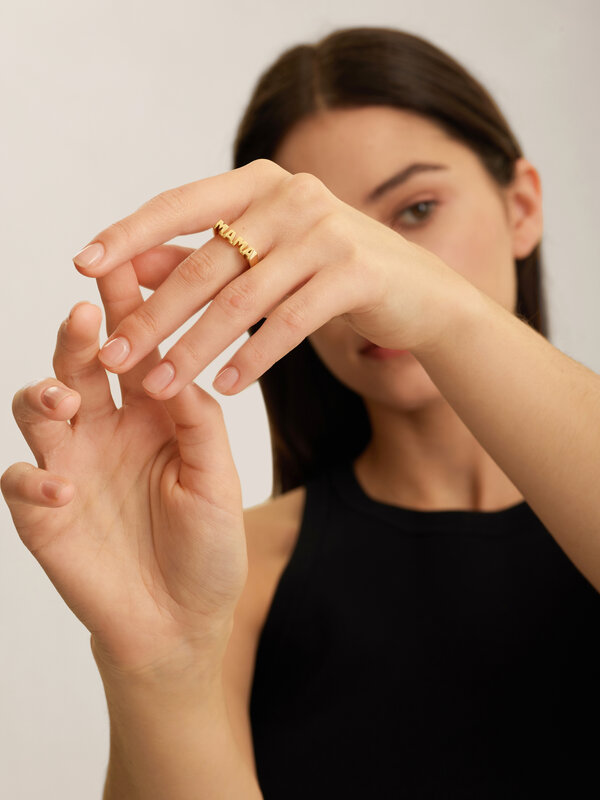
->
365, 162, 449, 203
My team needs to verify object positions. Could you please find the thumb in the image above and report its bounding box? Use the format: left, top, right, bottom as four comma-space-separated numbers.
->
162, 383, 242, 507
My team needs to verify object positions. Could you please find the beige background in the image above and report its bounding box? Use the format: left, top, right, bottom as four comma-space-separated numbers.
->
1, 0, 598, 796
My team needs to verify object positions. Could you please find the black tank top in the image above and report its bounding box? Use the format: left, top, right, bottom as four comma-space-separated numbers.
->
249, 460, 600, 798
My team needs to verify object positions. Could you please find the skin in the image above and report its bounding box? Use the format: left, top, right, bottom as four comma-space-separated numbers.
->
2, 105, 545, 672
2, 79, 598, 800
272, 106, 544, 511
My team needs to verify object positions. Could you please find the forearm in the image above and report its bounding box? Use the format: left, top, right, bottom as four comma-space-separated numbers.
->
413, 285, 600, 590
97, 663, 263, 800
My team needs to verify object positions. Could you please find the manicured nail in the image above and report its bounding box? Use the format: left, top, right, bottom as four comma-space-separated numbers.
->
42, 386, 72, 409
213, 366, 239, 393
99, 337, 130, 367
142, 361, 176, 394
72, 242, 105, 270
41, 480, 67, 500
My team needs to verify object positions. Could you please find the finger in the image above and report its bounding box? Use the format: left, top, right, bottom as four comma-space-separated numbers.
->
131, 244, 196, 290
93, 205, 280, 376
212, 267, 355, 395
89, 172, 335, 379
1, 462, 75, 513
71, 159, 286, 276
160, 383, 241, 508
95, 261, 162, 401
139, 242, 312, 398
52, 302, 116, 420
12, 380, 80, 467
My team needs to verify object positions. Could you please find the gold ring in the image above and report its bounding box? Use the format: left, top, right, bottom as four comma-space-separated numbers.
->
212, 219, 259, 267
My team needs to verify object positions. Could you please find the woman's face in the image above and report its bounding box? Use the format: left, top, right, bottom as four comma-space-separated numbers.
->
272, 106, 542, 410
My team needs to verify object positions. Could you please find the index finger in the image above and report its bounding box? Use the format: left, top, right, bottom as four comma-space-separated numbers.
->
71, 160, 285, 276
95, 260, 164, 402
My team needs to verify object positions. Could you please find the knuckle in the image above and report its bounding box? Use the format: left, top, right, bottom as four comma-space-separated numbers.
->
316, 209, 348, 238
12, 382, 46, 423
142, 186, 189, 219
54, 320, 85, 359
283, 171, 329, 207
110, 215, 137, 242
242, 159, 287, 196
314, 211, 359, 264
12, 383, 39, 414
176, 248, 219, 289
242, 338, 266, 370
276, 298, 306, 335
52, 334, 72, 370
215, 278, 257, 317
53, 354, 98, 384
53, 323, 104, 383
248, 158, 283, 178
176, 335, 202, 365
131, 303, 161, 337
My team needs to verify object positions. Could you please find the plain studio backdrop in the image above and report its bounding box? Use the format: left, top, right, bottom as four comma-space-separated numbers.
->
1, 0, 598, 796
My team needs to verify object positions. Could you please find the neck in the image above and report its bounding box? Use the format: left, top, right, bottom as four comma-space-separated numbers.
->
354, 395, 524, 512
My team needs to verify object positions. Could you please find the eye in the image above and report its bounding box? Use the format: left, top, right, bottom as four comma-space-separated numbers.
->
391, 200, 437, 228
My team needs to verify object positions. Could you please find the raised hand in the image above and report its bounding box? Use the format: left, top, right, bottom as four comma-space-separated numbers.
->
71, 159, 474, 400
1, 266, 248, 681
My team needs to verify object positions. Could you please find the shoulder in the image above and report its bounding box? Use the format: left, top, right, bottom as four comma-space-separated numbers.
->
243, 483, 307, 564
232, 483, 307, 643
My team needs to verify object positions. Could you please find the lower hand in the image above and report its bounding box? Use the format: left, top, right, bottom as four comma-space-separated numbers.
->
72, 159, 474, 399
1, 290, 248, 681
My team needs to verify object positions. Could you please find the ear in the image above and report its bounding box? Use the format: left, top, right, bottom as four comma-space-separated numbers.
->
503, 157, 544, 259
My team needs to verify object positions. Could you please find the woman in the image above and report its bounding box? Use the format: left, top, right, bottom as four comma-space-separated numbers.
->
3, 26, 600, 799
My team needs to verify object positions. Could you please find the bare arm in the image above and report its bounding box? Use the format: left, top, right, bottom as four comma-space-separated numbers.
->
0, 291, 263, 799
413, 286, 600, 590
96, 645, 263, 800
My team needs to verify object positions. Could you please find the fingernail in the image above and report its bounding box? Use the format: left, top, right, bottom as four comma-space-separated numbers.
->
99, 337, 130, 367
213, 365, 239, 393
42, 386, 72, 409
142, 361, 176, 394
72, 242, 105, 270
41, 480, 67, 500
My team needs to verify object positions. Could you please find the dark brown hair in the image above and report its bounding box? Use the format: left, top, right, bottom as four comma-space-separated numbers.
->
233, 26, 549, 496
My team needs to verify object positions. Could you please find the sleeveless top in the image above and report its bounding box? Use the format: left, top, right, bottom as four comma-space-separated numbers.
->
249, 461, 600, 798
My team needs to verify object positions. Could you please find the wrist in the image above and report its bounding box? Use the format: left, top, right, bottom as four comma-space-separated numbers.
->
90, 620, 232, 695
411, 276, 486, 361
